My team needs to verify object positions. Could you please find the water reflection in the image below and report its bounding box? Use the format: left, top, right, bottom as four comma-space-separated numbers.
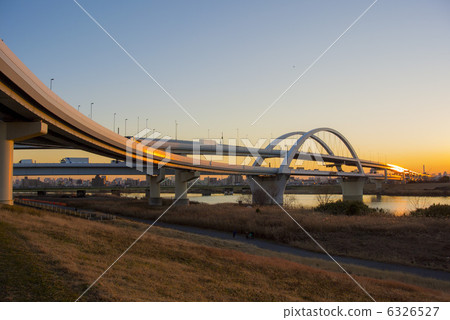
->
121, 193, 449, 216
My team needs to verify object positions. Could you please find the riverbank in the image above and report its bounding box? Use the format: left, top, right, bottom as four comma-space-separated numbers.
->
1, 205, 449, 301
28, 195, 450, 273
285, 182, 450, 197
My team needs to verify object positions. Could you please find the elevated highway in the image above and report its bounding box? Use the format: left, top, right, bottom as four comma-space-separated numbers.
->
12, 161, 400, 181
0, 40, 426, 205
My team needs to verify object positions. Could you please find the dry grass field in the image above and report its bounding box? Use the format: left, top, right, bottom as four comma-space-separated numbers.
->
57, 197, 450, 272
1, 204, 449, 302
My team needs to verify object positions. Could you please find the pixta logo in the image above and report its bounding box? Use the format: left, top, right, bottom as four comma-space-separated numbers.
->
126, 129, 172, 175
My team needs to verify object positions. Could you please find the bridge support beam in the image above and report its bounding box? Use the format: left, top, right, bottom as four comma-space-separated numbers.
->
339, 177, 367, 202
174, 170, 199, 205
247, 174, 290, 205
146, 169, 165, 206
0, 121, 47, 205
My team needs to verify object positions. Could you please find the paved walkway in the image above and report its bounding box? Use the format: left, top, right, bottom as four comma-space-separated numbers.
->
123, 215, 450, 282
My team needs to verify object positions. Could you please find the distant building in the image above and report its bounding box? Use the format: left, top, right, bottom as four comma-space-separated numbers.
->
125, 178, 139, 187
21, 177, 44, 188
226, 175, 244, 185
208, 177, 218, 185
92, 175, 106, 187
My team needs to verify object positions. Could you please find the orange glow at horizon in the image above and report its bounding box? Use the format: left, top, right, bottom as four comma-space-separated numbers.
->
13, 146, 450, 176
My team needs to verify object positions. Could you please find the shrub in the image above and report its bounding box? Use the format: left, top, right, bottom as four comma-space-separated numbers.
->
314, 200, 374, 216
410, 204, 450, 218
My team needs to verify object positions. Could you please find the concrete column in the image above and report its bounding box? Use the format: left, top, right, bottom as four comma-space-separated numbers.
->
146, 169, 165, 206
0, 123, 13, 205
247, 174, 290, 205
174, 170, 199, 205
373, 180, 383, 194
0, 121, 47, 205
339, 177, 366, 202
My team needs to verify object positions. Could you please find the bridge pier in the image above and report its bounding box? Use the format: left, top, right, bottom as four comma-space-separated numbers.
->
0, 127, 13, 205
0, 121, 47, 205
247, 174, 290, 205
339, 177, 367, 202
146, 169, 165, 206
373, 180, 383, 194
174, 170, 199, 205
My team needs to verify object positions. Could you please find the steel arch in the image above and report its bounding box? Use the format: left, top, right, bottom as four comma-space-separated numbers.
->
279, 128, 363, 173
252, 131, 335, 167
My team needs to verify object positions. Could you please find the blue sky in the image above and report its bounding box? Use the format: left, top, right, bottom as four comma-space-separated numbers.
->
1, 0, 449, 172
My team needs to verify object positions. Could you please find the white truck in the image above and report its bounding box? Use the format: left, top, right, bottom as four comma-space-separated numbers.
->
60, 157, 89, 164
19, 159, 34, 164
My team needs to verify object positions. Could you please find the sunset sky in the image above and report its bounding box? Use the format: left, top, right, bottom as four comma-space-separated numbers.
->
1, 0, 449, 173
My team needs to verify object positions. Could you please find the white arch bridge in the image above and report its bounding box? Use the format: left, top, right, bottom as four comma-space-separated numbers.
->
0, 40, 426, 205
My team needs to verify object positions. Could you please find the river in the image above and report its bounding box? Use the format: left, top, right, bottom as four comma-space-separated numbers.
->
122, 193, 450, 215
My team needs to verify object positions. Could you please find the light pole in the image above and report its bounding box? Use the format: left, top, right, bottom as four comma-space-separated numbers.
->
113, 113, 116, 132
77, 105, 80, 111
137, 117, 139, 135
50, 78, 54, 90
90, 102, 94, 119
125, 118, 128, 137
146, 118, 149, 137
175, 120, 178, 140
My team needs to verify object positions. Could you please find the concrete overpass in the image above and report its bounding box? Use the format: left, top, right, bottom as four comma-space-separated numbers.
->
0, 40, 427, 205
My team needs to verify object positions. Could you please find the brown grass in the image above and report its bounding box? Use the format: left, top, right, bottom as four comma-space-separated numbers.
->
55, 196, 450, 272
1, 205, 449, 301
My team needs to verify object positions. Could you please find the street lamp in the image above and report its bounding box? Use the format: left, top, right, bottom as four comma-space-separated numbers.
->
113, 113, 116, 132
145, 118, 149, 138
77, 105, 80, 111
175, 120, 178, 140
90, 102, 94, 119
125, 118, 128, 137
50, 78, 54, 90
